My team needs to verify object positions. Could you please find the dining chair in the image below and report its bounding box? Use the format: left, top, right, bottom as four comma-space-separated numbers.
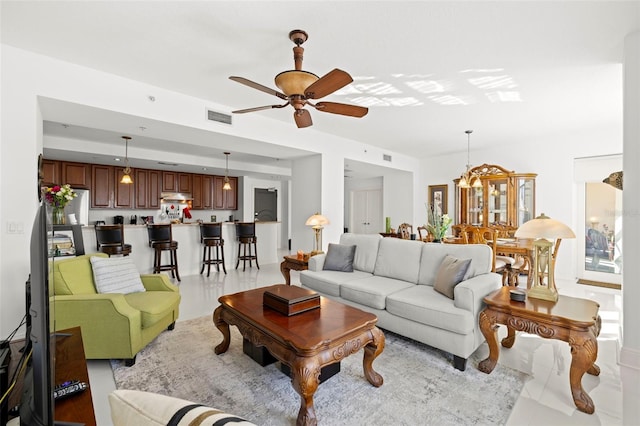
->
416, 225, 429, 242
398, 223, 413, 239
470, 227, 516, 285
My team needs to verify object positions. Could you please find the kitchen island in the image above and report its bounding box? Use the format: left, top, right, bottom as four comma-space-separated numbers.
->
80, 222, 279, 277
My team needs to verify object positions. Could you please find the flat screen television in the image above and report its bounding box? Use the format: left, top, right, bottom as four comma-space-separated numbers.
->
19, 201, 55, 426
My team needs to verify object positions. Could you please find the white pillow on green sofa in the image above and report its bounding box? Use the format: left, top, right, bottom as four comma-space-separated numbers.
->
108, 389, 256, 426
90, 256, 146, 294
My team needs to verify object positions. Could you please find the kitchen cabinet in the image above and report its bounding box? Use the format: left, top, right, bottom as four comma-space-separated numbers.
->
213, 176, 238, 210
114, 168, 135, 208
191, 174, 214, 210
135, 169, 161, 209
41, 160, 60, 186
91, 165, 114, 208
61, 161, 90, 189
162, 171, 192, 194
454, 164, 536, 227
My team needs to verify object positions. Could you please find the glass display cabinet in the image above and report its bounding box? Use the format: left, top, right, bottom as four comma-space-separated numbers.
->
454, 164, 536, 227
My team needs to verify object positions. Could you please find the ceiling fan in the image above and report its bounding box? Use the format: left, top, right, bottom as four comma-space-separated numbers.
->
229, 29, 368, 128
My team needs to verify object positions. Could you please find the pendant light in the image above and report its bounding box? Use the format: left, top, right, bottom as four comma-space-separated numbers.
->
120, 136, 133, 184
458, 130, 482, 189
223, 152, 231, 190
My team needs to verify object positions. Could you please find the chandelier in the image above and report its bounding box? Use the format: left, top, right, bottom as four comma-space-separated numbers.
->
458, 130, 482, 189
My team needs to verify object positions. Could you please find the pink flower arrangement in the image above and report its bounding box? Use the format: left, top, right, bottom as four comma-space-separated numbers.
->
44, 184, 77, 208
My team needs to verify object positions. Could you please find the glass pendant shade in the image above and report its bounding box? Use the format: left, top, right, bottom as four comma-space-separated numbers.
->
457, 130, 481, 189
120, 136, 133, 184
223, 152, 231, 190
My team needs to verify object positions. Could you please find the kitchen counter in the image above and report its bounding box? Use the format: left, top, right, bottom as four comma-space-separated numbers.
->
81, 221, 279, 276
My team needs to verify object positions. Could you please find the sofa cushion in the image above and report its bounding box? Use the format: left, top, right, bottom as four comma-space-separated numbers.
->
339, 233, 382, 273
433, 255, 472, 299
386, 285, 475, 335
54, 254, 108, 295
340, 276, 415, 310
125, 291, 181, 328
373, 238, 423, 284
323, 243, 356, 272
108, 389, 255, 426
90, 256, 146, 294
418, 243, 492, 286
300, 270, 372, 297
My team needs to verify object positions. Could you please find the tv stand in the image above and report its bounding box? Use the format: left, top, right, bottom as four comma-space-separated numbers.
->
54, 327, 96, 426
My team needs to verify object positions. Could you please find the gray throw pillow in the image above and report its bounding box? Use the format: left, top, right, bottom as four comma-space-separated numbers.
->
433, 255, 472, 299
322, 243, 356, 272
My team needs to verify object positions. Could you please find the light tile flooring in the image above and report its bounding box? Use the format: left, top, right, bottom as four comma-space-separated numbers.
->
87, 253, 624, 425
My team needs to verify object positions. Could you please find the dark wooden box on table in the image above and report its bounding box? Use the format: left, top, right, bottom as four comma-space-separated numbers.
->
263, 284, 320, 316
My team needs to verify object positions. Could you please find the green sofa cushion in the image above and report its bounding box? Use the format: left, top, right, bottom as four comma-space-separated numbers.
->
125, 291, 181, 329
54, 253, 108, 295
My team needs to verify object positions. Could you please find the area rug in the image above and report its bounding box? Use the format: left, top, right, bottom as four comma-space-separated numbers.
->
111, 315, 528, 425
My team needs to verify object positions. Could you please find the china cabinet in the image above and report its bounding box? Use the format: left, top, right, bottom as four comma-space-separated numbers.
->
454, 164, 536, 227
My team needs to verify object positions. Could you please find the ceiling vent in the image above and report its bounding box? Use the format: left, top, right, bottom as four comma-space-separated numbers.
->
383, 154, 392, 162
207, 109, 232, 125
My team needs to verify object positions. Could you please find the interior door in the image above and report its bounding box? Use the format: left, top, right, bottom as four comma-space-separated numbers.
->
350, 189, 382, 234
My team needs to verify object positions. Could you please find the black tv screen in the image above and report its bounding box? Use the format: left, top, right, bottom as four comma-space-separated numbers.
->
19, 202, 55, 425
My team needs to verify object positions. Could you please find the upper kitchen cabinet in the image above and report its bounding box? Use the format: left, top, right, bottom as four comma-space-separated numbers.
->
213, 176, 238, 210
162, 171, 192, 194
114, 168, 135, 208
91, 164, 114, 208
135, 169, 161, 209
191, 174, 213, 210
454, 164, 536, 228
41, 159, 60, 186
61, 161, 90, 189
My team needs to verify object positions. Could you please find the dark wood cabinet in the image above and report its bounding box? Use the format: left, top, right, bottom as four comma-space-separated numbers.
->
214, 176, 238, 210
162, 171, 178, 192
61, 161, 90, 189
91, 165, 114, 208
41, 160, 60, 186
191, 174, 214, 210
114, 168, 135, 208
135, 169, 161, 209
178, 173, 192, 193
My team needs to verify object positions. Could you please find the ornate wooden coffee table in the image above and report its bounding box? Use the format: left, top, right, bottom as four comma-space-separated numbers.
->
478, 287, 601, 414
213, 285, 385, 426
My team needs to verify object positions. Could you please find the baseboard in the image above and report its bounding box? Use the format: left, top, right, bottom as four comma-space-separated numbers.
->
576, 278, 621, 290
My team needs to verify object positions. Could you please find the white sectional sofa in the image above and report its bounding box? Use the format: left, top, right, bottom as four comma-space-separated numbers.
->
300, 233, 502, 371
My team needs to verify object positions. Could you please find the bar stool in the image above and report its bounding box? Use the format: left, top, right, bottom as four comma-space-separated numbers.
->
200, 222, 226, 276
147, 224, 180, 281
235, 222, 259, 271
95, 224, 132, 256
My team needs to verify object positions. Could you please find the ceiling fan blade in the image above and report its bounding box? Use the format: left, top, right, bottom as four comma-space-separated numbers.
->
294, 109, 313, 128
232, 102, 290, 114
304, 69, 353, 99
314, 102, 368, 118
229, 76, 288, 100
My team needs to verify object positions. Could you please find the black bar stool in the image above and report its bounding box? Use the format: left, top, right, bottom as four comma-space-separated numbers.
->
200, 222, 226, 276
147, 224, 180, 281
95, 224, 132, 256
235, 222, 259, 271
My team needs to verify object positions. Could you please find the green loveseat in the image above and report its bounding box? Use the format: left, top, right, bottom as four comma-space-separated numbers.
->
51, 253, 181, 365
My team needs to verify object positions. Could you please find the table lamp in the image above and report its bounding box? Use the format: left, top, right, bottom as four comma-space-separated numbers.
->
305, 213, 329, 255
514, 213, 575, 302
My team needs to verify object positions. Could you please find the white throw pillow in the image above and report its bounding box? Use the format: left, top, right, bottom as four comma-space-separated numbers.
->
90, 256, 146, 294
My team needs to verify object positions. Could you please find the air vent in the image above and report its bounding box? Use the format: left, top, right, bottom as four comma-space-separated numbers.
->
158, 161, 180, 166
207, 109, 232, 125
383, 154, 392, 162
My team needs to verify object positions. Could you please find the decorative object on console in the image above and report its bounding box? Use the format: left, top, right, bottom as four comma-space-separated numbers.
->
120, 136, 133, 184
514, 213, 576, 302
229, 29, 368, 128
457, 130, 483, 189
305, 212, 329, 255
223, 152, 232, 190
44, 184, 77, 224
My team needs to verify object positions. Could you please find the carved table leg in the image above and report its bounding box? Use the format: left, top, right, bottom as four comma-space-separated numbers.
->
213, 306, 230, 355
290, 357, 321, 426
501, 325, 517, 348
478, 309, 500, 374
280, 261, 292, 286
569, 334, 598, 414
363, 327, 385, 387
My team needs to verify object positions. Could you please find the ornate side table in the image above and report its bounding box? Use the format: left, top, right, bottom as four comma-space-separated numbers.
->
280, 254, 309, 285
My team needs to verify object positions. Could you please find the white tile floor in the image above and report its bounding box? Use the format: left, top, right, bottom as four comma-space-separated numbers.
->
87, 253, 624, 425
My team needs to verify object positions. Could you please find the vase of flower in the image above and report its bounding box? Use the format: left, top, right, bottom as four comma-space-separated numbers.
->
52, 206, 65, 225
425, 202, 452, 243
44, 184, 77, 225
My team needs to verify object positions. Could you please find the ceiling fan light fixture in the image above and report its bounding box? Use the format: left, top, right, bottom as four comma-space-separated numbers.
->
120, 136, 133, 184
275, 70, 318, 96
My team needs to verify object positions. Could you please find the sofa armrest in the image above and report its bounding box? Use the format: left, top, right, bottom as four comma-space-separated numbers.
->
140, 274, 179, 292
308, 253, 327, 271
453, 273, 502, 316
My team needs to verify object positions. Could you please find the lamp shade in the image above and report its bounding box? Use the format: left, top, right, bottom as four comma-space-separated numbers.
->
305, 213, 329, 228
515, 213, 575, 239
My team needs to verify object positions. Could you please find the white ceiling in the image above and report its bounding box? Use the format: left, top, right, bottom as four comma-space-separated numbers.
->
2, 1, 639, 177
